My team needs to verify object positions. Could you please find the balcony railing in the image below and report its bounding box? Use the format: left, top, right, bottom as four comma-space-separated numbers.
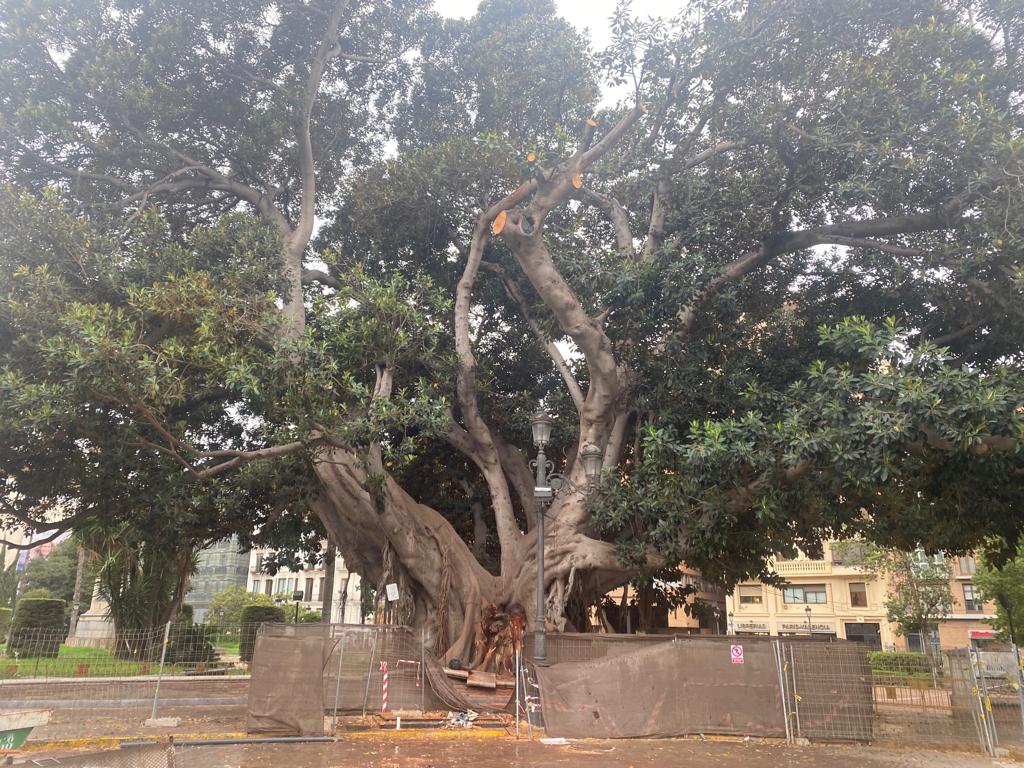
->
773, 559, 831, 576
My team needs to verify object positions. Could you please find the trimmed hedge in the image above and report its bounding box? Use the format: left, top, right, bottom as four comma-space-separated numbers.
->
165, 621, 218, 664
868, 650, 932, 676
0, 607, 12, 640
239, 605, 286, 662
7, 597, 66, 657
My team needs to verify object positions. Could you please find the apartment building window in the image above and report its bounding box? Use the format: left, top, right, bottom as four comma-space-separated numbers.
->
783, 584, 827, 604
254, 553, 265, 573
738, 585, 763, 605
318, 577, 326, 603
911, 548, 945, 571
849, 582, 868, 608
251, 580, 261, 593
264, 579, 273, 595
963, 583, 981, 612
304, 577, 314, 602
958, 555, 976, 577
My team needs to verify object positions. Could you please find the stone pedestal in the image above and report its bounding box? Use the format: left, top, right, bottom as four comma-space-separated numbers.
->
66, 581, 115, 648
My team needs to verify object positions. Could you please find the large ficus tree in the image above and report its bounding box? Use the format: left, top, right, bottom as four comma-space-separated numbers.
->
1, 0, 1022, 660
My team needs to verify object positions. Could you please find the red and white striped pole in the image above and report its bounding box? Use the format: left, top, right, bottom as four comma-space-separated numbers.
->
380, 660, 389, 713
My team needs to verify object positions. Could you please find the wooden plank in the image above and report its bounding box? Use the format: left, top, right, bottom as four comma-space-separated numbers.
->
443, 667, 469, 680
467, 670, 497, 689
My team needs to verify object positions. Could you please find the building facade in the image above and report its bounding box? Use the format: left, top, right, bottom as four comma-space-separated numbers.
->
247, 545, 362, 624
938, 552, 998, 649
185, 535, 252, 622
726, 545, 998, 650
726, 542, 898, 648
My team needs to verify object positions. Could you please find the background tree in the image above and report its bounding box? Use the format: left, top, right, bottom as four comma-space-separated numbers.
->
81, 523, 199, 652
17, 538, 94, 605
835, 541, 953, 653
975, 546, 1024, 644
206, 585, 275, 630
0, 0, 1021, 662
878, 552, 953, 655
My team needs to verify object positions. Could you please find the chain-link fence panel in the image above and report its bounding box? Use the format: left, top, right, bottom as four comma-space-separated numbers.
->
0, 624, 252, 713
16, 744, 175, 768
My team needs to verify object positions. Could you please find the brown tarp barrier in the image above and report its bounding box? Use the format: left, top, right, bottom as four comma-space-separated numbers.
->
535, 637, 787, 739
247, 633, 327, 735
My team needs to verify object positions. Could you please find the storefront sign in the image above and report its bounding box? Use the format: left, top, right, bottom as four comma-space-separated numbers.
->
735, 621, 770, 633
779, 621, 836, 633
969, 629, 996, 640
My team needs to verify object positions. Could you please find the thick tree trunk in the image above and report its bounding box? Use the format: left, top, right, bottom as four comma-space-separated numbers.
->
67, 545, 86, 638
309, 446, 638, 660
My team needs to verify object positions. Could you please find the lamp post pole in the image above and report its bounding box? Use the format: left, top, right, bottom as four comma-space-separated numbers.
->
805, 605, 812, 635
528, 404, 603, 669
533, 442, 551, 667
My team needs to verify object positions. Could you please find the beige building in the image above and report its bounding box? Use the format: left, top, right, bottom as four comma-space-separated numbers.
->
939, 552, 998, 649
727, 545, 999, 650
727, 542, 897, 648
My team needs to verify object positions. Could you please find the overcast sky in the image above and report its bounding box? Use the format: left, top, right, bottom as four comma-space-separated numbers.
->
432, 0, 668, 51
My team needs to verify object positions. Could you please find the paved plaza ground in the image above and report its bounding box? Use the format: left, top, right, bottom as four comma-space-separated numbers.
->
157, 736, 1013, 768
14, 705, 1017, 768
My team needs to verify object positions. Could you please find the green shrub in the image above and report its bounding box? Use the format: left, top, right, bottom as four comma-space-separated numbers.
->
178, 604, 195, 623
19, 587, 53, 600
239, 605, 285, 662
0, 607, 12, 639
206, 585, 273, 629
165, 621, 218, 664
7, 597, 66, 658
869, 650, 932, 676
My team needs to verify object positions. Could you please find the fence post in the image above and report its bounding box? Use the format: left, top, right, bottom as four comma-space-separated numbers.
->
419, 628, 425, 713
361, 629, 378, 718
787, 644, 802, 739
330, 630, 346, 735
968, 647, 996, 755
976, 649, 999, 751
150, 622, 172, 721
772, 640, 792, 744
1015, 642, 1024, 738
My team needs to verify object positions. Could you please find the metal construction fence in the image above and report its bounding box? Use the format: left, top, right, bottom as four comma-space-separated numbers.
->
246, 623, 436, 735
7, 622, 1024, 756
525, 632, 1024, 755
0, 622, 254, 716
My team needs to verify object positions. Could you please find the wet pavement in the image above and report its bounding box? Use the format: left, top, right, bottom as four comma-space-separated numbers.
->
166, 735, 1009, 768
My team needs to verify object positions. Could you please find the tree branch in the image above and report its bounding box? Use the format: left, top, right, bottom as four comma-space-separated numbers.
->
192, 440, 310, 479
484, 262, 585, 413
668, 183, 992, 341
575, 188, 634, 259
301, 268, 343, 289
453, 183, 539, 573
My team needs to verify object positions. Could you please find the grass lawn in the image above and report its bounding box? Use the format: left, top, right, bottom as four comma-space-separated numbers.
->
0, 643, 246, 679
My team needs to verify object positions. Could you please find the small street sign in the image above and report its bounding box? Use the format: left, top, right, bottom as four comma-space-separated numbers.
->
730, 644, 745, 664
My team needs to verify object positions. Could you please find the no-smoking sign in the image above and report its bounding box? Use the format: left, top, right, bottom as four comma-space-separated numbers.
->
730, 644, 744, 664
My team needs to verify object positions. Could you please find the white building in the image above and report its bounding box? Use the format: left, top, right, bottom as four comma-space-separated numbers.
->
247, 545, 363, 624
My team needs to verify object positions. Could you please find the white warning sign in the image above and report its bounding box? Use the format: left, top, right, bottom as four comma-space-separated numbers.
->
730, 644, 745, 664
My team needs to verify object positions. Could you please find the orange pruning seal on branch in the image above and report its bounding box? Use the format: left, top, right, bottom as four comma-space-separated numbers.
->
526, 151, 536, 162
571, 173, 584, 189
586, 118, 598, 126
491, 210, 507, 235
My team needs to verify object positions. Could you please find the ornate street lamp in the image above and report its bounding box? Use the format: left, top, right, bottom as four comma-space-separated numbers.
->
805, 604, 813, 635
529, 403, 603, 666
